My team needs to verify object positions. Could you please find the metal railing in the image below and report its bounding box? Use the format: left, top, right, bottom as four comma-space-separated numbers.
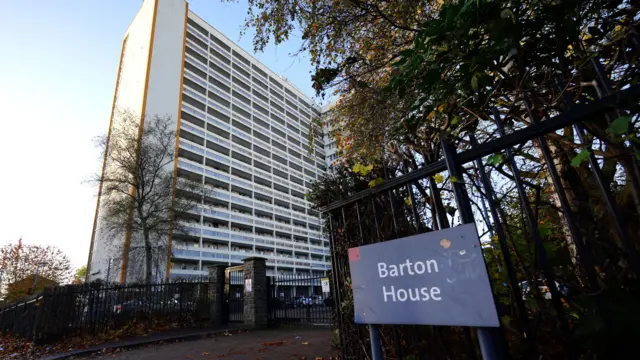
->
0, 281, 212, 343
323, 83, 640, 359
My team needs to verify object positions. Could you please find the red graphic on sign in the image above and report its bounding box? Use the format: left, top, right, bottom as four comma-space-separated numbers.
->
348, 247, 361, 262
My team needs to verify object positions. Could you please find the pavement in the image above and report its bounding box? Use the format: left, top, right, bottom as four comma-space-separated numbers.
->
39, 327, 238, 360
84, 328, 337, 360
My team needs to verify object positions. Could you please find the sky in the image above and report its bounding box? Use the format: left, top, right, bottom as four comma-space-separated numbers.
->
0, 0, 315, 269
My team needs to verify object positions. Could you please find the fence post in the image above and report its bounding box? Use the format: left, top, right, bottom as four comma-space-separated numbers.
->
242, 257, 268, 329
208, 265, 226, 325
440, 134, 508, 360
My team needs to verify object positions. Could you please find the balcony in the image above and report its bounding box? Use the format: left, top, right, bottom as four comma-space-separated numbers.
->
178, 160, 204, 175
184, 71, 207, 88
202, 228, 230, 239
207, 99, 231, 117
233, 86, 252, 100
209, 84, 231, 102
232, 113, 251, 128
209, 56, 230, 72
232, 69, 251, 85
170, 268, 207, 276
186, 39, 208, 57
185, 55, 208, 73
232, 59, 251, 73
200, 251, 231, 261
210, 42, 229, 55
209, 70, 229, 83
180, 122, 205, 138
173, 249, 201, 260
182, 103, 207, 120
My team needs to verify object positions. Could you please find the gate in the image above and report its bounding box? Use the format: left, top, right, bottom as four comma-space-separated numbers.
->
224, 266, 243, 323
323, 85, 640, 359
268, 273, 333, 328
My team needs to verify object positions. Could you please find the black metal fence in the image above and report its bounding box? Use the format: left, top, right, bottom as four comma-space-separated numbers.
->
225, 267, 244, 323
268, 273, 332, 328
0, 281, 212, 343
323, 84, 640, 359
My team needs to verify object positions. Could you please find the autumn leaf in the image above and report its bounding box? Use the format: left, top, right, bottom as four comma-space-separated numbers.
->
368, 177, 385, 188
352, 163, 372, 175
433, 174, 445, 183
405, 198, 412, 206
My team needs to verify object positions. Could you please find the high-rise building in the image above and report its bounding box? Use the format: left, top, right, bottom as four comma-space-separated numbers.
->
87, 0, 331, 283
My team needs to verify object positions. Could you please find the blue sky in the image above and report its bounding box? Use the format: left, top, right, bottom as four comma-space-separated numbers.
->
0, 0, 314, 269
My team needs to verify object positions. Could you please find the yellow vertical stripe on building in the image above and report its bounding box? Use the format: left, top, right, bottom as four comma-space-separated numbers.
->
86, 34, 129, 282
120, 0, 159, 284
166, 3, 190, 281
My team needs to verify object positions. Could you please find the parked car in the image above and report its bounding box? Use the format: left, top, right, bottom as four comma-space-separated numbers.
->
303, 297, 314, 306
292, 296, 304, 308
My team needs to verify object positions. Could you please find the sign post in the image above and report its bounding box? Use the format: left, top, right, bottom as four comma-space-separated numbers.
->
369, 325, 383, 360
321, 277, 330, 293
348, 224, 500, 358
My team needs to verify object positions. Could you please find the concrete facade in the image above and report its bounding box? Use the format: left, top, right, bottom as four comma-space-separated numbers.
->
88, 0, 332, 283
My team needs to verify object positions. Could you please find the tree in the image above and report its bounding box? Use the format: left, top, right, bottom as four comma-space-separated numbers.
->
0, 239, 73, 301
303, 1, 640, 357
73, 266, 87, 284
92, 109, 204, 284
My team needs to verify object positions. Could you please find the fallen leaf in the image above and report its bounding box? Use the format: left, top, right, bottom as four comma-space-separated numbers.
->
202, 351, 209, 356
302, 342, 309, 345
261, 341, 286, 346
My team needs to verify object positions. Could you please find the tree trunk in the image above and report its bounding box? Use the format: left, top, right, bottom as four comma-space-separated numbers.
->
144, 229, 153, 284
531, 139, 579, 267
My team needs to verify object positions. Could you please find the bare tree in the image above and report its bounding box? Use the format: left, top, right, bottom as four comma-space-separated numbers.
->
0, 239, 73, 301
92, 109, 204, 284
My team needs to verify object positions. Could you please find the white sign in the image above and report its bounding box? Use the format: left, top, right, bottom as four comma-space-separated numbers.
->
321, 278, 330, 293
245, 279, 252, 293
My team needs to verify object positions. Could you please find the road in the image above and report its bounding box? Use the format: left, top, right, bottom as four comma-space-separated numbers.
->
90, 328, 337, 360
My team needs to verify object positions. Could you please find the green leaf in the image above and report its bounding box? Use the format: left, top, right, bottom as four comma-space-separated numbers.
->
352, 163, 372, 175
609, 116, 631, 136
471, 73, 480, 92
457, 0, 475, 18
487, 154, 502, 166
405, 198, 412, 206
571, 149, 591, 167
569, 312, 580, 320
433, 174, 445, 183
368, 177, 385, 188
451, 115, 461, 126
450, 176, 462, 183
